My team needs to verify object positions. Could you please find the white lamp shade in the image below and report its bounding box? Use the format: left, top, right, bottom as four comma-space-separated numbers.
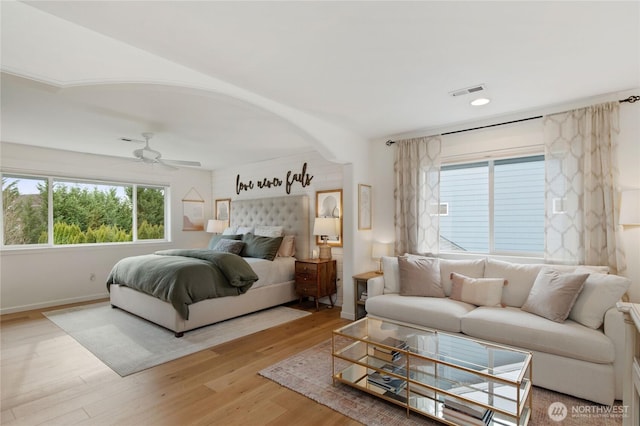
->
206, 219, 227, 233
371, 242, 389, 259
620, 189, 640, 225
313, 217, 338, 236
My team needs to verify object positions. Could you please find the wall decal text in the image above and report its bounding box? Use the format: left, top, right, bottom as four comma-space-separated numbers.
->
236, 162, 314, 195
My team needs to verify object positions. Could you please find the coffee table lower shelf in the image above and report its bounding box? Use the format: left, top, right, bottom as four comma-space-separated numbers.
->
333, 367, 531, 426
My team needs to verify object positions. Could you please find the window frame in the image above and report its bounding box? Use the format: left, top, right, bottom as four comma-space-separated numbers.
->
439, 154, 545, 257
1, 172, 170, 249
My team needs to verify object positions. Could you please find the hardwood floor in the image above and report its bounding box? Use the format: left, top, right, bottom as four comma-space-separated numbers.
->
1, 300, 360, 426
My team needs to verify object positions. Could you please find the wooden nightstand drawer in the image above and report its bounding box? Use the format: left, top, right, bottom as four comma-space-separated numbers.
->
295, 262, 318, 275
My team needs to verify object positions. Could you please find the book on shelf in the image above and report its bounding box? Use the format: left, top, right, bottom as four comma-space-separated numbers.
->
371, 336, 408, 362
444, 396, 491, 419
443, 406, 493, 426
367, 364, 407, 394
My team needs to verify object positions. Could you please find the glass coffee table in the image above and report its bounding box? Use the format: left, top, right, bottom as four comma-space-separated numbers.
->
332, 317, 532, 425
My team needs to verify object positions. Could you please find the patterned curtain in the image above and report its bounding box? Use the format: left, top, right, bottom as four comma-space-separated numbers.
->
543, 102, 626, 273
393, 136, 441, 256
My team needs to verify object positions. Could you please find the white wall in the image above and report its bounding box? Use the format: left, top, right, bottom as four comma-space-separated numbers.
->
0, 142, 213, 313
370, 89, 640, 301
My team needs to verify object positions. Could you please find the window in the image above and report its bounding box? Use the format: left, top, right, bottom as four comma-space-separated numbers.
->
1, 174, 168, 247
439, 155, 544, 255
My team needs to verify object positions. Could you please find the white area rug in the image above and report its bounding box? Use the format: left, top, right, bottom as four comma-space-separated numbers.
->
44, 302, 310, 377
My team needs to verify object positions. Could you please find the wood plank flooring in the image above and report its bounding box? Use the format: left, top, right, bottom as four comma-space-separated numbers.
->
1, 300, 359, 426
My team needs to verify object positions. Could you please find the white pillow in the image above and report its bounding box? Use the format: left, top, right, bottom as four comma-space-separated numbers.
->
382, 256, 400, 294
484, 259, 544, 307
236, 226, 254, 235
450, 272, 504, 307
254, 225, 284, 237
569, 269, 631, 329
222, 226, 237, 235
439, 258, 485, 296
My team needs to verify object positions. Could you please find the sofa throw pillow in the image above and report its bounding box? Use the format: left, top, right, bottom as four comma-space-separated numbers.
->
439, 258, 486, 296
449, 272, 505, 307
521, 268, 589, 323
382, 256, 400, 293
397, 255, 445, 297
212, 239, 245, 255
240, 233, 283, 261
569, 269, 631, 329
484, 258, 543, 308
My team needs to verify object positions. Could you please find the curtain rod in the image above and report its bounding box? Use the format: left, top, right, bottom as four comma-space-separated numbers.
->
385, 95, 640, 146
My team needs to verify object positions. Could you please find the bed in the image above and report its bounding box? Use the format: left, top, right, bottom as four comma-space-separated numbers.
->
108, 195, 310, 337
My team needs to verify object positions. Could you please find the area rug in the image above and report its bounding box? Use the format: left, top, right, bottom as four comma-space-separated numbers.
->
259, 339, 624, 426
44, 302, 310, 377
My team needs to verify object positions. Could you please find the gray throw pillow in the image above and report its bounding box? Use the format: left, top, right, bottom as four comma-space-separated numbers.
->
521, 268, 589, 322
397, 255, 445, 297
207, 234, 241, 249
212, 239, 245, 255
241, 233, 284, 261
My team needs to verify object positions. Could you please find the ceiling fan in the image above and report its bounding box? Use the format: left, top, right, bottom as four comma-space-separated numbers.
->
119, 132, 201, 168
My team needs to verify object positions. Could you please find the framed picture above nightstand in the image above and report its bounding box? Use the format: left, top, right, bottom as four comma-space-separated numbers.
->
353, 271, 379, 320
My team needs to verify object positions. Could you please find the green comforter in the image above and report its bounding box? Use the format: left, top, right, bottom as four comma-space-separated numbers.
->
106, 249, 259, 320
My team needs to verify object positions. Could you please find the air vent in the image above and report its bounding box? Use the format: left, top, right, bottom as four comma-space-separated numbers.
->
449, 84, 486, 97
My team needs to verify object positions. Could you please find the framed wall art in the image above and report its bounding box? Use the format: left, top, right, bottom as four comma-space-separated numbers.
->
315, 189, 343, 247
215, 198, 231, 226
182, 187, 205, 231
358, 184, 372, 230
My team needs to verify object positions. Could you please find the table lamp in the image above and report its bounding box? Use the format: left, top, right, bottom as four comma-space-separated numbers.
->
313, 217, 338, 260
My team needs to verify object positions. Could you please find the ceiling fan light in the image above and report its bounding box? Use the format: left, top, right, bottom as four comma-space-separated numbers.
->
470, 97, 491, 106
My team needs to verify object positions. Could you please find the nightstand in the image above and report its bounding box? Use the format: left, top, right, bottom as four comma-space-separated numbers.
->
295, 259, 337, 311
353, 271, 380, 320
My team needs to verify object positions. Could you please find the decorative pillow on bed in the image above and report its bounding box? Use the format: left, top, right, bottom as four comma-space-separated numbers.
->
521, 268, 589, 322
397, 255, 445, 297
450, 272, 505, 307
240, 233, 284, 261
277, 235, 296, 257
236, 226, 254, 235
207, 234, 242, 250
255, 225, 285, 237
212, 239, 245, 255
222, 226, 238, 235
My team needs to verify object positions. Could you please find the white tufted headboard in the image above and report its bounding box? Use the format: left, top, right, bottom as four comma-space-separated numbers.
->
230, 195, 310, 260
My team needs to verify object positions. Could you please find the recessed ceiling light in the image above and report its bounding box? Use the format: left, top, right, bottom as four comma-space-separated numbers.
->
470, 98, 491, 106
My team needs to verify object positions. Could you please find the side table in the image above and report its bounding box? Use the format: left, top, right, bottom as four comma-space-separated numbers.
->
353, 271, 380, 320
294, 259, 337, 311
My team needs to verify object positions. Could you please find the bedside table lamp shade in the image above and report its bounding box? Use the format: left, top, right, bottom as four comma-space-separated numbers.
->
313, 217, 338, 260
206, 219, 227, 234
371, 242, 390, 274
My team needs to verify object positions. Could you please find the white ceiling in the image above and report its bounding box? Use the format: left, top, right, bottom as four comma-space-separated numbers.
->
1, 1, 638, 170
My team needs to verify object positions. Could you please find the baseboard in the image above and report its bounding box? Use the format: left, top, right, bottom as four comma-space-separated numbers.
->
0, 293, 109, 315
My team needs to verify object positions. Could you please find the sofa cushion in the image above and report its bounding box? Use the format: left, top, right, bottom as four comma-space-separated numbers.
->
569, 270, 631, 329
484, 259, 544, 307
461, 307, 615, 364
382, 256, 400, 293
450, 272, 504, 307
521, 268, 588, 322
366, 294, 475, 333
398, 255, 445, 297
439, 258, 485, 296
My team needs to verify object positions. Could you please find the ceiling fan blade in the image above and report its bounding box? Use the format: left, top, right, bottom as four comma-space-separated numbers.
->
157, 159, 179, 171
162, 159, 202, 167
119, 137, 145, 143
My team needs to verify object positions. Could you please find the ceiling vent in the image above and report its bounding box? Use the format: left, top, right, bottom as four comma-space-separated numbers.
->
449, 84, 486, 97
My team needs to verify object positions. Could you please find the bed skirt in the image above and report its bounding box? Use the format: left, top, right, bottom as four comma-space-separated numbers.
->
109, 280, 297, 336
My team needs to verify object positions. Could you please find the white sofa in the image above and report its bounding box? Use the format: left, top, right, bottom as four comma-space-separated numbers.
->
365, 256, 631, 405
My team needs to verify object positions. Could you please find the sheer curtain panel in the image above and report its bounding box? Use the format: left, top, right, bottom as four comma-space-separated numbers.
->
394, 136, 441, 256
543, 102, 626, 273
